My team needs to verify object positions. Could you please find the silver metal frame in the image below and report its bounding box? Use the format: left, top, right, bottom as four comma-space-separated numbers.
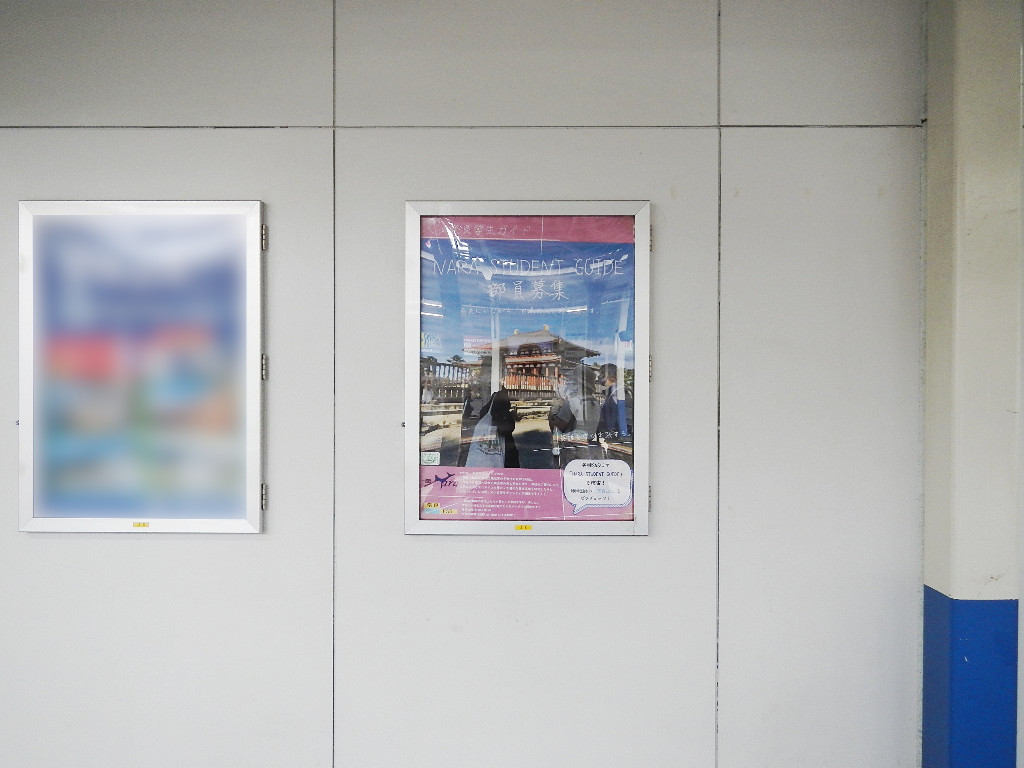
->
19, 200, 264, 533
405, 200, 650, 535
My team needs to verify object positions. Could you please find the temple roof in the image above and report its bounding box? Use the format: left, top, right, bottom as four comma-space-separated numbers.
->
466, 327, 598, 358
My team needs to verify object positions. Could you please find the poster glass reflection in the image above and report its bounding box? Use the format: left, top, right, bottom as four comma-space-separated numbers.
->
405, 201, 649, 535
19, 201, 263, 532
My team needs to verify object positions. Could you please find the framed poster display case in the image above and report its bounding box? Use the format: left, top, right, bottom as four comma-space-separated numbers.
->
19, 201, 264, 532
406, 200, 650, 535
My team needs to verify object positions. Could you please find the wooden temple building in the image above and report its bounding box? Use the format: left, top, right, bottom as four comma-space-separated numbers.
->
420, 326, 599, 407
466, 326, 598, 402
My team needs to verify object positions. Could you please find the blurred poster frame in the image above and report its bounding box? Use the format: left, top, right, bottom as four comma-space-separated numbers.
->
405, 201, 650, 535
19, 201, 264, 533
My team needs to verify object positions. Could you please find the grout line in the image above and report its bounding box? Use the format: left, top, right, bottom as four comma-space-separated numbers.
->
332, 0, 339, 753
332, 0, 337, 131
0, 125, 336, 130
0, 123, 926, 130
717, 3, 722, 129
330, 131, 338, 768
331, 0, 338, 762
916, 97, 928, 768
719, 123, 923, 129
333, 123, 925, 129
715, 3, 722, 767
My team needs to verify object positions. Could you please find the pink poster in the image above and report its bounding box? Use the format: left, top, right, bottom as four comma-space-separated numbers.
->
411, 207, 646, 533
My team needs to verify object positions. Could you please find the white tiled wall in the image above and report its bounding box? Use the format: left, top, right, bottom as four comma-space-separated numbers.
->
336, 128, 718, 767
0, 3, 923, 767
0, 1, 333, 127
720, 0, 923, 126
0, 129, 335, 767
335, 0, 718, 127
719, 128, 922, 768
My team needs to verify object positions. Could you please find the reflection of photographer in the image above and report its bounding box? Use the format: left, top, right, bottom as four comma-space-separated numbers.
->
458, 385, 486, 466
489, 387, 519, 434
548, 374, 578, 434
595, 364, 633, 442
548, 374, 579, 469
464, 386, 521, 468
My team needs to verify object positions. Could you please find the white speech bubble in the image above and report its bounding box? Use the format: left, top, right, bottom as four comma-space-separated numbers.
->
563, 459, 633, 514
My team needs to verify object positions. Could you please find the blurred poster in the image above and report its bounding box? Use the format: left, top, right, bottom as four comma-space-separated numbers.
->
20, 202, 263, 532
407, 204, 649, 535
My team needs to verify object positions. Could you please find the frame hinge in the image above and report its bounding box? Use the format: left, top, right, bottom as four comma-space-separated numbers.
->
261, 354, 268, 380
261, 224, 268, 251
649, 354, 653, 382
648, 485, 652, 509
649, 221, 653, 253
261, 483, 268, 511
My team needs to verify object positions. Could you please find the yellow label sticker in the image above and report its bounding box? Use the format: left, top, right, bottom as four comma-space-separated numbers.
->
515, 524, 532, 531
423, 501, 440, 509
132, 522, 150, 528
441, 508, 457, 514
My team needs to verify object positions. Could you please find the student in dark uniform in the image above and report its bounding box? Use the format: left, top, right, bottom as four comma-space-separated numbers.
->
486, 386, 521, 468
595, 363, 632, 440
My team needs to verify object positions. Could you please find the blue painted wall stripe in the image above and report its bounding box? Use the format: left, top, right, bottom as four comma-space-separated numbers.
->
923, 586, 1017, 768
